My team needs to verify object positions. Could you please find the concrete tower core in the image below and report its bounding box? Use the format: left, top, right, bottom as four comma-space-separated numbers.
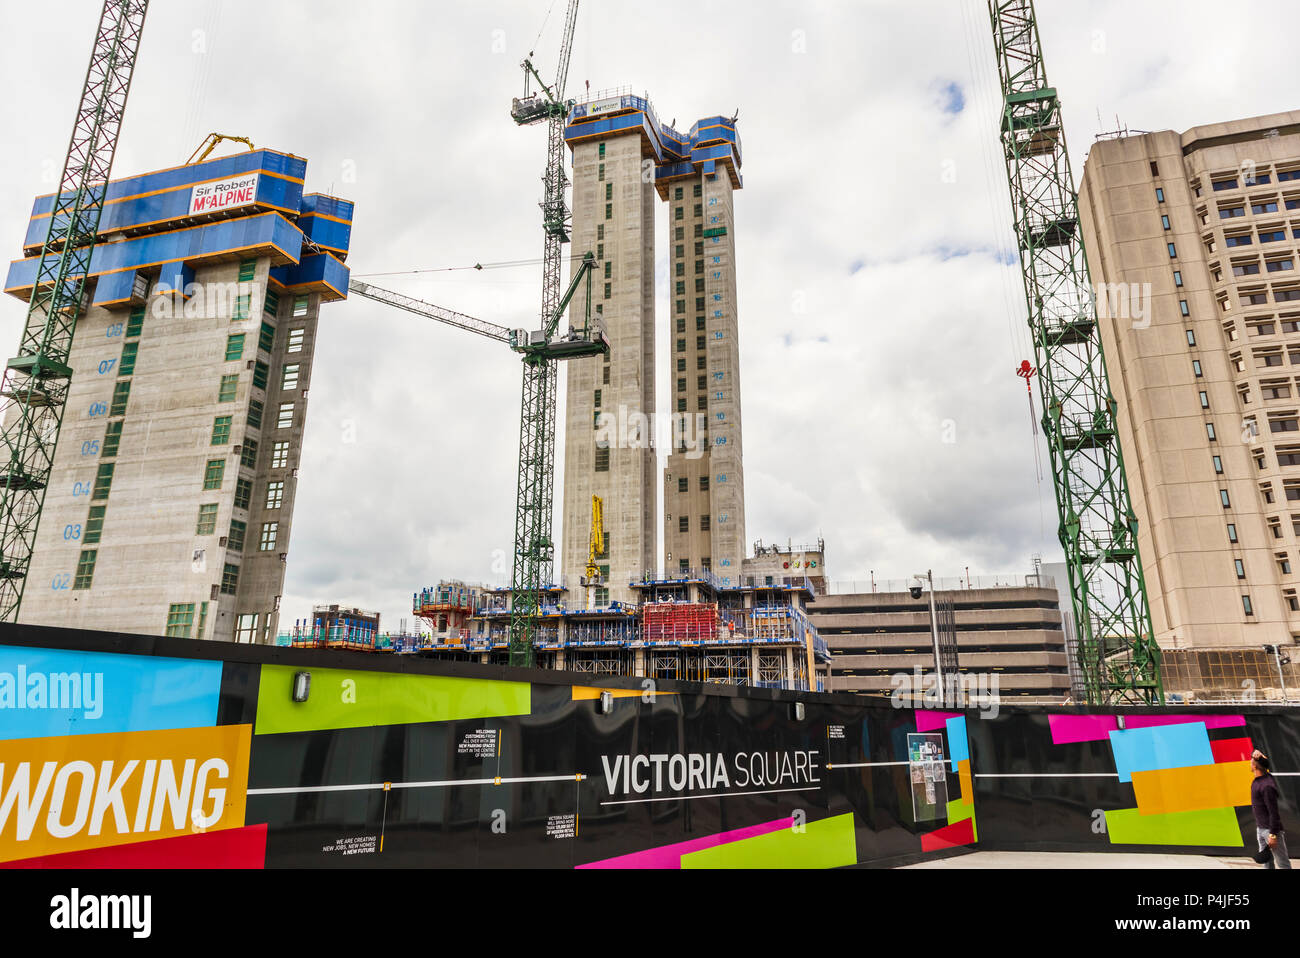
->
563, 95, 745, 601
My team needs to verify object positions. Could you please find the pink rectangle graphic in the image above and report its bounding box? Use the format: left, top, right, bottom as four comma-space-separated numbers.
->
1048, 714, 1119, 744
1124, 714, 1245, 731
576, 817, 793, 869
915, 710, 963, 733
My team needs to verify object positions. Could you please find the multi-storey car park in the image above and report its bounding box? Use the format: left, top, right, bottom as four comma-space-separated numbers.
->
3, 149, 352, 644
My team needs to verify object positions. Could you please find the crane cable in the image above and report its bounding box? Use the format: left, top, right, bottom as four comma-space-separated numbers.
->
352, 257, 548, 278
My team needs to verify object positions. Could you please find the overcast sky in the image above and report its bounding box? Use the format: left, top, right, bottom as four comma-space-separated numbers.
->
1, 1, 1295, 634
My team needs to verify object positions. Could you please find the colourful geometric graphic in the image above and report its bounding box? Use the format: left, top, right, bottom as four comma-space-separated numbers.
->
2, 823, 267, 869
0, 723, 251, 863
915, 710, 962, 732
255, 664, 530, 734
680, 813, 857, 869
0, 646, 222, 741
1130, 761, 1253, 816
945, 716, 969, 772
577, 817, 793, 869
1124, 714, 1245, 731
1210, 737, 1254, 764
1047, 713, 1118, 744
1108, 723, 1214, 783
921, 816, 976, 852
1104, 806, 1244, 846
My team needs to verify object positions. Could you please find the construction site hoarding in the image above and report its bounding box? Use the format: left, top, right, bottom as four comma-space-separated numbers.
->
0, 622, 1295, 868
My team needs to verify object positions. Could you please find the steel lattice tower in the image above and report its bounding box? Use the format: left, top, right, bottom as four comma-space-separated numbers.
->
989, 0, 1162, 704
0, 1, 149, 620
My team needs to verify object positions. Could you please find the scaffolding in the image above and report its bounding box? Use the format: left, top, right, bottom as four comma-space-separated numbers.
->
703, 649, 751, 686
566, 616, 639, 645
566, 648, 630, 676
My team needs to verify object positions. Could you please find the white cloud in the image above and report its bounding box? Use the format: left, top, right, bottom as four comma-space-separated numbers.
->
0, 0, 1288, 633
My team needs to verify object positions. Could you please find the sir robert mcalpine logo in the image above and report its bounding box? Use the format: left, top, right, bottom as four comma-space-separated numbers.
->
0, 724, 251, 863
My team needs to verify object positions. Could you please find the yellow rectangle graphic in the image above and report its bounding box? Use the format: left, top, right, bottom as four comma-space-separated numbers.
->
0, 724, 250, 863
1130, 760, 1252, 816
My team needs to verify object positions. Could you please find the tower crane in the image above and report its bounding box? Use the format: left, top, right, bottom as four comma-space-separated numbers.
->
505, 0, 583, 667
0, 1, 150, 621
988, 0, 1162, 704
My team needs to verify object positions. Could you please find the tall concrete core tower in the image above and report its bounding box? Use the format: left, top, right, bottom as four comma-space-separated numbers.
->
3, 149, 353, 643
562, 96, 659, 606
563, 95, 746, 602
657, 118, 745, 585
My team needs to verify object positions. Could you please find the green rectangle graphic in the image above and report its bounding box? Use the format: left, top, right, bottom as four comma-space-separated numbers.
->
681, 813, 857, 869
255, 664, 531, 735
1105, 806, 1243, 847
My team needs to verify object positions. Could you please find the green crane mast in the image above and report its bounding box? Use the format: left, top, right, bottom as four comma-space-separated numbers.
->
0, 1, 149, 620
988, 0, 1162, 704
507, 0, 582, 667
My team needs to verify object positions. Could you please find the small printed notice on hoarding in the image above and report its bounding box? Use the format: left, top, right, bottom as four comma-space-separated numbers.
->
322, 835, 377, 856
546, 814, 576, 839
190, 173, 259, 215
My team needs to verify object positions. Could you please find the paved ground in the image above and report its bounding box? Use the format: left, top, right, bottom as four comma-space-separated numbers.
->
900, 851, 1260, 869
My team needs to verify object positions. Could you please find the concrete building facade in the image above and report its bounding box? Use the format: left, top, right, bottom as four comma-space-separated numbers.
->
810, 581, 1071, 703
1079, 111, 1300, 648
562, 96, 746, 601
3, 149, 352, 643
561, 118, 658, 607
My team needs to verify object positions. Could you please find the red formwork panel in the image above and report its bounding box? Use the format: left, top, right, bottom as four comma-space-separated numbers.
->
643, 602, 719, 644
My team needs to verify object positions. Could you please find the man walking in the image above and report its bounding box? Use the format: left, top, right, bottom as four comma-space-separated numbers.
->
1251, 749, 1291, 869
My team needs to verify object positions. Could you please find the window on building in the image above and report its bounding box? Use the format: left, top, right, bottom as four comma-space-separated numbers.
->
1186, 329, 1196, 346
221, 563, 240, 595
676, 358, 686, 373
678, 477, 688, 493
1213, 455, 1224, 474
92, 463, 114, 501
287, 328, 304, 353
701, 515, 711, 531
1228, 523, 1238, 544
271, 441, 289, 469
259, 522, 279, 551
605, 204, 612, 220
266, 481, 284, 509
1162, 215, 1171, 230
102, 420, 123, 458
238, 259, 257, 283
165, 603, 195, 638
1169, 242, 1178, 258
1193, 360, 1203, 377
1235, 558, 1247, 579
1199, 391, 1210, 409
677, 398, 687, 412
235, 613, 257, 644
1174, 270, 1184, 287
225, 334, 245, 361
677, 378, 686, 393
240, 438, 258, 469
292, 295, 309, 318
1280, 554, 1293, 576
211, 416, 232, 445
247, 400, 263, 429
196, 503, 218, 535
84, 505, 106, 545
71, 550, 96, 591
697, 355, 706, 370
264, 289, 280, 318
594, 446, 610, 472
1221, 489, 1232, 508
1156, 187, 1165, 202
119, 341, 139, 376
277, 403, 294, 429
110, 380, 131, 417
253, 361, 269, 390
234, 477, 252, 511
259, 321, 275, 352
700, 476, 709, 491
234, 294, 251, 321
228, 519, 246, 553
679, 515, 689, 533
598, 143, 605, 159
203, 459, 225, 490
1243, 595, 1254, 616
218, 374, 238, 403
125, 307, 145, 339
697, 395, 707, 411
598, 164, 605, 181
603, 365, 610, 384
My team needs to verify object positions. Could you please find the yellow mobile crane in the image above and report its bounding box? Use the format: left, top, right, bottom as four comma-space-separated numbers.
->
186, 132, 256, 165
582, 495, 604, 606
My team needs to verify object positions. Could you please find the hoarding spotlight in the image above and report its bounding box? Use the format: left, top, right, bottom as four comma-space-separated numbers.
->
292, 671, 311, 703
599, 691, 614, 714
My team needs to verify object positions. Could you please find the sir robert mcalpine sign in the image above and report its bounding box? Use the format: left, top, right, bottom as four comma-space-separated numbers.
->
189, 173, 259, 215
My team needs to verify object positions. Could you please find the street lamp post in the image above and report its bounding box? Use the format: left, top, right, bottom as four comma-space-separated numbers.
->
1264, 645, 1291, 704
912, 570, 945, 708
